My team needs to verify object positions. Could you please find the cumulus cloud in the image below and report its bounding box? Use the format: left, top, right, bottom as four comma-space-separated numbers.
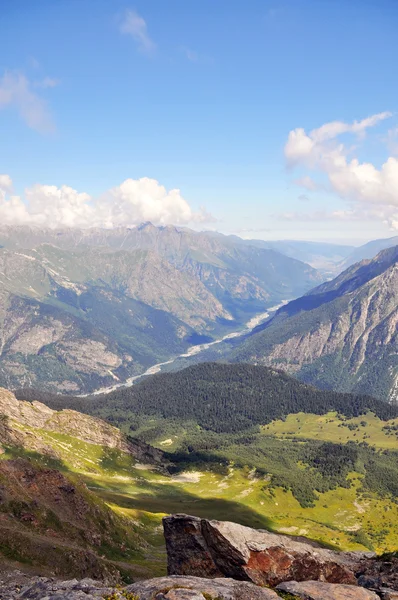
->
0, 70, 55, 133
285, 112, 391, 169
0, 176, 214, 229
119, 10, 156, 55
285, 112, 398, 229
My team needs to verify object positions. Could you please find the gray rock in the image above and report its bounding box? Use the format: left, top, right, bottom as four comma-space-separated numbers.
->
276, 580, 380, 600
127, 575, 279, 599
0, 576, 116, 600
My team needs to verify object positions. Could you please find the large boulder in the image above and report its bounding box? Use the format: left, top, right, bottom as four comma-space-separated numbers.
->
163, 514, 368, 587
127, 575, 279, 599
276, 580, 379, 599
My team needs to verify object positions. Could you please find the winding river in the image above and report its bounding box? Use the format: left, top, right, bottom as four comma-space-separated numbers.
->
86, 301, 288, 397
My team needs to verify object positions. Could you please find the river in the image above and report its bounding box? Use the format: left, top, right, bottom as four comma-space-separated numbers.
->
85, 300, 288, 397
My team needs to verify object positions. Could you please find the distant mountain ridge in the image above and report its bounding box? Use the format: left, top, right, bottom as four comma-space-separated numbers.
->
338, 235, 398, 271
0, 224, 322, 392
232, 246, 398, 402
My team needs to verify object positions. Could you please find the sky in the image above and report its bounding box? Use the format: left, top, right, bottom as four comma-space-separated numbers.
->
1, 0, 398, 244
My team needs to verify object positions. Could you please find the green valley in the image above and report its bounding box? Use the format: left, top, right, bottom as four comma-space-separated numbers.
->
13, 363, 398, 565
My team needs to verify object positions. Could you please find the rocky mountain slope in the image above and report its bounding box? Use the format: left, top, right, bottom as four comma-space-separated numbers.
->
0, 386, 164, 465
0, 224, 323, 392
232, 247, 398, 402
0, 386, 168, 580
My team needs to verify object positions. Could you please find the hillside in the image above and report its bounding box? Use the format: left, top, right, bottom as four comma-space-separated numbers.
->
26, 362, 397, 433
0, 224, 323, 393
16, 363, 398, 553
231, 247, 398, 402
0, 387, 170, 580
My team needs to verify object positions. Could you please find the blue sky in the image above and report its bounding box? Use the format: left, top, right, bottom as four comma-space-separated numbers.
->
1, 0, 398, 242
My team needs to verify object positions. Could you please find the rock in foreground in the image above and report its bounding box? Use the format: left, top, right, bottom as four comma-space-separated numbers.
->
0, 574, 279, 599
163, 514, 368, 587
127, 575, 279, 599
276, 580, 379, 599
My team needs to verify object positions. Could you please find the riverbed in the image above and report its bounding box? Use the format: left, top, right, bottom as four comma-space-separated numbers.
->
85, 300, 288, 397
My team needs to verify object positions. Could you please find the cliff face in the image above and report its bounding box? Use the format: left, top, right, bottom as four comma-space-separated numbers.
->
233, 247, 398, 402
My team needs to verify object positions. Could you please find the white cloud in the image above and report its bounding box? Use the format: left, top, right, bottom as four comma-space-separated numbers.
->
120, 10, 156, 55
285, 112, 398, 223
0, 176, 214, 229
285, 112, 391, 168
0, 70, 55, 133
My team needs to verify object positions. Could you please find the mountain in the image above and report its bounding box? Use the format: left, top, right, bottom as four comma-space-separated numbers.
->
0, 224, 323, 315
339, 235, 398, 271
0, 224, 323, 392
231, 246, 398, 402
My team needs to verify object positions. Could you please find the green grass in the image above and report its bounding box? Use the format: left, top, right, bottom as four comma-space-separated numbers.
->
264, 411, 398, 449
3, 407, 398, 575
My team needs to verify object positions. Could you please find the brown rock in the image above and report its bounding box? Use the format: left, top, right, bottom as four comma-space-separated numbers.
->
163, 514, 368, 587
127, 575, 279, 599
276, 580, 380, 599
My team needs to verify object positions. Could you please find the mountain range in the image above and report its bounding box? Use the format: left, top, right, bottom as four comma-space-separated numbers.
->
1, 223, 398, 398
0, 224, 322, 393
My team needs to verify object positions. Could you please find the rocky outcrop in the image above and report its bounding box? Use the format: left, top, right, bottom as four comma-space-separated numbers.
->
127, 575, 279, 599
0, 574, 280, 599
163, 514, 367, 587
0, 575, 117, 599
0, 386, 165, 466
276, 580, 379, 599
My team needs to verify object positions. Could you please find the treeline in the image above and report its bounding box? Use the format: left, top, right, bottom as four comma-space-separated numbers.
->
16, 362, 398, 434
